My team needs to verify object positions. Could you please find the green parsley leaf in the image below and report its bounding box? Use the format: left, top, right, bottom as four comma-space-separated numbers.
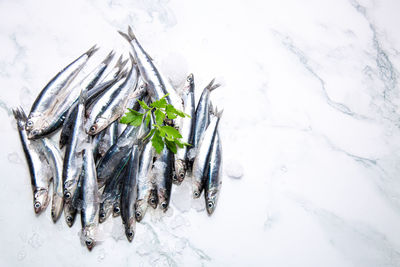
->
151, 98, 167, 109
120, 110, 143, 126
165, 139, 177, 154
151, 131, 164, 153
144, 111, 151, 127
165, 104, 177, 119
155, 109, 165, 125
162, 125, 182, 139
138, 100, 151, 110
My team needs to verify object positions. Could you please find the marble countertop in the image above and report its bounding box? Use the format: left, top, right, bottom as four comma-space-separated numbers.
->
1, 0, 400, 266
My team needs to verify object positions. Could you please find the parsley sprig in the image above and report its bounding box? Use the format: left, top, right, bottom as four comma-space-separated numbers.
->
120, 94, 191, 154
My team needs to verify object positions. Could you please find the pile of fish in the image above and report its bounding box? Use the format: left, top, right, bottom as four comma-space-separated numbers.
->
12, 26, 223, 250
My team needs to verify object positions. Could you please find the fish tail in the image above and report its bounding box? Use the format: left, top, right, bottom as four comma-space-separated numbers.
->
129, 53, 137, 65
128, 26, 136, 40
206, 78, 220, 92
12, 106, 27, 122
102, 50, 115, 65
86, 45, 99, 57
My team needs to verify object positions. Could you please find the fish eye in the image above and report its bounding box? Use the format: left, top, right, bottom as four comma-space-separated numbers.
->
150, 198, 155, 204
85, 239, 93, 247
100, 212, 105, 218
90, 126, 97, 133
127, 231, 134, 238
66, 216, 72, 223
135, 211, 141, 218
161, 202, 167, 209
34, 202, 41, 209
64, 192, 71, 199
27, 120, 33, 127
51, 210, 55, 217
207, 202, 214, 209
172, 176, 177, 181
31, 130, 39, 136
194, 191, 199, 197
179, 172, 185, 178
113, 206, 120, 213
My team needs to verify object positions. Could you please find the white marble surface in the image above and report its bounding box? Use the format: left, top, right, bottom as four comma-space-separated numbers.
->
1, 0, 400, 266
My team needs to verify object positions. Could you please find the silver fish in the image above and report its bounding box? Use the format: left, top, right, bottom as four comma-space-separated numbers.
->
192, 108, 223, 198
135, 139, 154, 222
154, 146, 174, 212
81, 139, 99, 251
26, 45, 98, 138
64, 177, 82, 227
62, 90, 87, 223
40, 138, 64, 222
174, 74, 195, 184
204, 131, 222, 215
119, 27, 183, 119
13, 108, 51, 214
120, 145, 140, 242
85, 57, 139, 135
192, 79, 220, 151
97, 119, 120, 159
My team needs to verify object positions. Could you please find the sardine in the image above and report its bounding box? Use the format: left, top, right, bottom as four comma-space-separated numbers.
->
13, 108, 51, 214
174, 74, 195, 184
26, 45, 99, 138
192, 79, 220, 151
119, 27, 183, 120
204, 131, 222, 215
85, 57, 139, 135
192, 108, 223, 198
120, 145, 140, 242
40, 138, 64, 222
80, 139, 99, 251
62, 90, 87, 219
135, 139, 154, 222
154, 146, 173, 212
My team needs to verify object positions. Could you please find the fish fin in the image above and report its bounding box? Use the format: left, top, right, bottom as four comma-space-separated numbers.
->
12, 107, 27, 122
102, 50, 115, 65
128, 26, 136, 40
118, 30, 133, 42
210, 83, 221, 91
118, 69, 129, 79
86, 45, 99, 57
205, 78, 215, 90
129, 53, 137, 65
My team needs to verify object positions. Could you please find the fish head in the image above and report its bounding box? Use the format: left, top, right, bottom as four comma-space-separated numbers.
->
125, 218, 136, 242
85, 238, 96, 251
51, 194, 63, 223
205, 188, 219, 215
26, 115, 49, 139
158, 189, 169, 212
192, 181, 203, 199
33, 188, 49, 214
82, 226, 97, 250
112, 203, 121, 217
173, 160, 186, 185
86, 117, 107, 135
182, 73, 194, 93
64, 203, 77, 227
99, 202, 112, 223
147, 189, 158, 209
134, 200, 147, 222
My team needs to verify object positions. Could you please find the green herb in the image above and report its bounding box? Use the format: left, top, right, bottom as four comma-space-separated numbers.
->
119, 94, 191, 154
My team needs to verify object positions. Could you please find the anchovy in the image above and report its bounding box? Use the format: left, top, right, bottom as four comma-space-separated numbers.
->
192, 79, 220, 151
92, 128, 106, 163
62, 90, 87, 222
26, 45, 98, 138
120, 145, 140, 242
174, 74, 195, 184
192, 108, 223, 198
85, 57, 139, 135
26, 45, 97, 130
81, 139, 99, 251
154, 146, 173, 212
97, 120, 119, 159
204, 131, 222, 215
59, 57, 126, 149
135, 139, 154, 222
40, 138, 64, 222
13, 108, 51, 214
64, 176, 82, 227
99, 158, 128, 223
119, 27, 183, 118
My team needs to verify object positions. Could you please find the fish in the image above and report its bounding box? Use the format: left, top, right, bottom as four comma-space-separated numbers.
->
120, 145, 140, 242
192, 79, 220, 152
64, 178, 82, 227
59, 56, 126, 149
80, 138, 99, 251
13, 108, 51, 214
135, 139, 154, 222
62, 90, 87, 221
85, 56, 139, 135
204, 131, 222, 215
40, 138, 64, 222
97, 120, 120, 159
192, 108, 223, 198
99, 158, 128, 223
26, 45, 99, 139
119, 27, 183, 123
174, 74, 195, 184
154, 146, 174, 212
